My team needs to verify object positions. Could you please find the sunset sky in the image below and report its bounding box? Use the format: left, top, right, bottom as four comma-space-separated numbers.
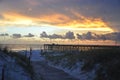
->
0, 0, 120, 44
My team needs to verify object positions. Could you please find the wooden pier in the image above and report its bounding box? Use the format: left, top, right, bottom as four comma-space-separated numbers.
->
44, 44, 120, 52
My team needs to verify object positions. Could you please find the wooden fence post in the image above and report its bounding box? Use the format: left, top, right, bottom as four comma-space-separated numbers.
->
2, 65, 6, 80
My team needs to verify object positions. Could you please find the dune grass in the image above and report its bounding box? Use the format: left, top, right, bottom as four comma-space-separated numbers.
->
0, 46, 36, 80
43, 47, 120, 80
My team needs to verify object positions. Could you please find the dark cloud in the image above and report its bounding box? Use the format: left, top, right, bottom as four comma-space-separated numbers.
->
76, 34, 82, 40
40, 31, 63, 39
40, 31, 120, 41
115, 33, 120, 41
105, 32, 120, 41
0, 33, 9, 36
97, 35, 107, 41
40, 31, 75, 39
77, 32, 120, 42
84, 32, 93, 40
24, 33, 34, 37
40, 31, 48, 38
12, 34, 21, 38
64, 31, 75, 39
48, 34, 63, 39
77, 32, 97, 40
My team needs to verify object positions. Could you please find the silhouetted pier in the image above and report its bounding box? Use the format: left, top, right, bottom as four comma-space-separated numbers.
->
44, 44, 120, 52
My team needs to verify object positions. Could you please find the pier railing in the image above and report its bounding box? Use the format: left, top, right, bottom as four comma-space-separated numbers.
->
44, 44, 120, 52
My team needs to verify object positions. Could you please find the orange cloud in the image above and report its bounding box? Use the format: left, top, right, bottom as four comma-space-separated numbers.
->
0, 12, 113, 32
37, 14, 70, 24
37, 12, 113, 32
0, 12, 38, 26
0, 12, 70, 26
57, 11, 110, 29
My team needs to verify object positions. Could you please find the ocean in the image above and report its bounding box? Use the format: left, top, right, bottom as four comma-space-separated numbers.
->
0, 44, 44, 51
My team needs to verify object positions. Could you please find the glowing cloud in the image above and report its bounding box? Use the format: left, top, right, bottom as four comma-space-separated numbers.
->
56, 11, 113, 32
0, 12, 113, 32
0, 12, 38, 26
